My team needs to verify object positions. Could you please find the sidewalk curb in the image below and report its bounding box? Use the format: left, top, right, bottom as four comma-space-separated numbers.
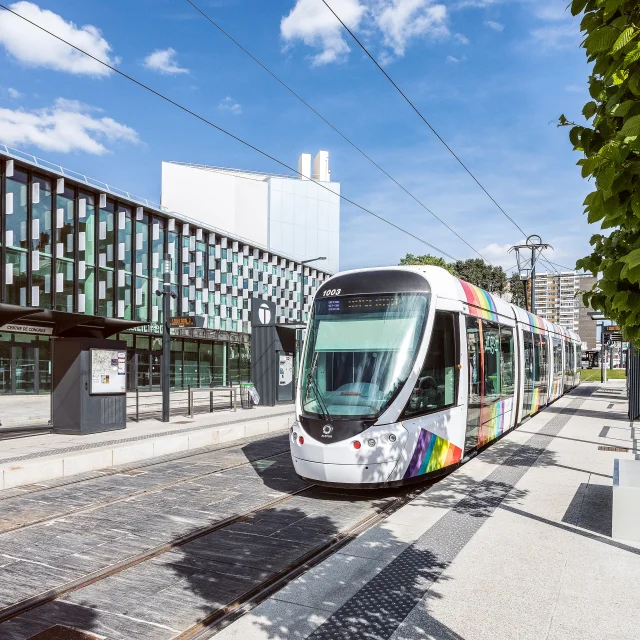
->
0, 413, 295, 490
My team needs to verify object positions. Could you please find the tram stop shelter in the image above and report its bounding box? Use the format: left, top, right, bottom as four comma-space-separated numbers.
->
0, 303, 143, 434
250, 298, 302, 407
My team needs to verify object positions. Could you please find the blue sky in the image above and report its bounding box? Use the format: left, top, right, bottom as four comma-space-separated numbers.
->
0, 0, 591, 273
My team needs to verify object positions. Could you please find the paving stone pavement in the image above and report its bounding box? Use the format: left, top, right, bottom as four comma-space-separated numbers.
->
215, 382, 640, 640
0, 430, 404, 639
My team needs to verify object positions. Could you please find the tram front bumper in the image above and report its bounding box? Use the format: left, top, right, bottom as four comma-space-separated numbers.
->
291, 457, 399, 485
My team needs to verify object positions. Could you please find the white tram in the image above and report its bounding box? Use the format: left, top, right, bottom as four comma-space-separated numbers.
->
290, 266, 582, 487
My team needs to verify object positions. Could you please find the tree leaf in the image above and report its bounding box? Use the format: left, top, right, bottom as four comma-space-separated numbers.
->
621, 114, 640, 136
624, 44, 640, 67
621, 248, 640, 269
582, 101, 598, 119
585, 26, 620, 55
612, 27, 637, 53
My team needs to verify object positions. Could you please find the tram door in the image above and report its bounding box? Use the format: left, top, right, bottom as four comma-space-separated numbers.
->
522, 331, 534, 416
465, 317, 482, 454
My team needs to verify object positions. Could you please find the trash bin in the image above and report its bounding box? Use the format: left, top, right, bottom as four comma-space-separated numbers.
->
240, 383, 255, 409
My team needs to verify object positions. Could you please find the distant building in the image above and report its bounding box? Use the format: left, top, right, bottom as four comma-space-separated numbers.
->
161, 151, 340, 275
533, 272, 580, 332
576, 274, 598, 350
0, 146, 332, 396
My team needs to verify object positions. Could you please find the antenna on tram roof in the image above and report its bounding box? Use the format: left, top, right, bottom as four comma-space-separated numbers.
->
509, 235, 552, 314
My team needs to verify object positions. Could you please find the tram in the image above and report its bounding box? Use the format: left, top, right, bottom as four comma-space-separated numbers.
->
290, 266, 582, 487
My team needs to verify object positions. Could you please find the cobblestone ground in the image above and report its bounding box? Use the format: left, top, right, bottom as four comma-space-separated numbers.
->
0, 432, 402, 639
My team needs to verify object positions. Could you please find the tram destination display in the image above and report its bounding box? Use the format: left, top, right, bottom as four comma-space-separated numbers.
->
90, 348, 127, 395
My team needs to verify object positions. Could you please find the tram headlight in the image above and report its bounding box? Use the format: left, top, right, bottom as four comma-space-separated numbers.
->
367, 438, 376, 447
292, 431, 298, 441
388, 434, 397, 443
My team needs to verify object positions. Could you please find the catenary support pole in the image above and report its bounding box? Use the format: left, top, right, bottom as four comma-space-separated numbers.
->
162, 253, 172, 423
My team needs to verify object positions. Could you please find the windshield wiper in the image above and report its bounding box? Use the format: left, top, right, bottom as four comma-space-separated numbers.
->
304, 353, 332, 421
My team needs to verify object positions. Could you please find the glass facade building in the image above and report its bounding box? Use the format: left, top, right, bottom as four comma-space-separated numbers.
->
0, 148, 330, 395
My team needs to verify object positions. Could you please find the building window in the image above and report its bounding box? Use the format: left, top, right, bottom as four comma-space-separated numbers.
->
78, 192, 95, 315
55, 185, 75, 312
5, 168, 28, 305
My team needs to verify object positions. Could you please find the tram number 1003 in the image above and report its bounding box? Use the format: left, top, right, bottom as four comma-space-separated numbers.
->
322, 289, 342, 297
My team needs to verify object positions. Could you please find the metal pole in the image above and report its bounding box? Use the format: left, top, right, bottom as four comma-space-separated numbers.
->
530, 247, 536, 315
162, 253, 171, 423
601, 327, 607, 384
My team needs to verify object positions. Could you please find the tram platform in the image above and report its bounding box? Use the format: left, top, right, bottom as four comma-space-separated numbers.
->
0, 403, 295, 491
216, 381, 640, 640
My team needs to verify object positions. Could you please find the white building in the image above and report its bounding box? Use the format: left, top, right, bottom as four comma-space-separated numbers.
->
533, 271, 580, 332
161, 151, 340, 274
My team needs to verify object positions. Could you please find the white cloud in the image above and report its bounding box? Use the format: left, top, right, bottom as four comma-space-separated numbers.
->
484, 20, 504, 31
454, 33, 469, 44
281, 0, 366, 66
0, 98, 139, 154
143, 47, 189, 75
446, 54, 466, 63
375, 0, 449, 57
0, 1, 116, 76
218, 96, 242, 115
531, 23, 578, 50
281, 0, 448, 64
7, 87, 22, 99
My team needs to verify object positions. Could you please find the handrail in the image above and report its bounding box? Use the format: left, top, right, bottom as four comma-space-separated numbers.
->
188, 386, 237, 417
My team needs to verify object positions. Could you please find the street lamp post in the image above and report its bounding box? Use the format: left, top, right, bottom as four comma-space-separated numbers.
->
156, 253, 176, 422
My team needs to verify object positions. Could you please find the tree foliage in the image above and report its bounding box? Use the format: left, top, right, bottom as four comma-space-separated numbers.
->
508, 273, 528, 309
453, 258, 507, 294
398, 254, 507, 294
563, 0, 640, 341
399, 253, 458, 274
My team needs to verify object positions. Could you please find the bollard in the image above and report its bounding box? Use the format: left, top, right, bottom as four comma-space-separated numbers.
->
210, 390, 213, 413
136, 387, 139, 422
188, 385, 192, 418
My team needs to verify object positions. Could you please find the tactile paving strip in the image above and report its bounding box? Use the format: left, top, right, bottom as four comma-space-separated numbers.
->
308, 388, 594, 640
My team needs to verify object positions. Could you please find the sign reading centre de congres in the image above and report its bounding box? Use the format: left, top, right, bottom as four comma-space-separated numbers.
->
0, 323, 54, 335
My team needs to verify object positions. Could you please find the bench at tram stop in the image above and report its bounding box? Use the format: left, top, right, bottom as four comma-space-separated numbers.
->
612, 458, 640, 542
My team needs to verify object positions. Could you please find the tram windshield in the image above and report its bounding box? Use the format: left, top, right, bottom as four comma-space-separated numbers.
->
300, 293, 429, 419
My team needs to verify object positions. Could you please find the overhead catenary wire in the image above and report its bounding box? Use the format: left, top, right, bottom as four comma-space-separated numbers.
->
320, 0, 531, 240
0, 3, 460, 262
184, 0, 492, 266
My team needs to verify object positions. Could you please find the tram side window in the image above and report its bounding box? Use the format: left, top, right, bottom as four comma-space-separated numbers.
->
500, 326, 514, 396
482, 321, 501, 403
537, 335, 549, 393
404, 311, 458, 417
553, 338, 562, 375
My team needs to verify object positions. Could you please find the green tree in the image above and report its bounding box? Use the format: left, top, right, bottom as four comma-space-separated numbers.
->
563, 0, 640, 341
399, 253, 458, 275
508, 273, 528, 309
454, 259, 508, 294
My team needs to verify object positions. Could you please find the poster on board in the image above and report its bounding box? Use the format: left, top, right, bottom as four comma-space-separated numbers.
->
90, 349, 127, 394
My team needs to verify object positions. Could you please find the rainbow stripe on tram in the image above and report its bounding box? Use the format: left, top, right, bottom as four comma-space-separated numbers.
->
525, 311, 545, 334
459, 280, 500, 322
477, 398, 513, 447
530, 387, 544, 414
403, 429, 463, 479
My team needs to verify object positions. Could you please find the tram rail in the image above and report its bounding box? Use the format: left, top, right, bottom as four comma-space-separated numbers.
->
0, 447, 292, 535
0, 480, 424, 634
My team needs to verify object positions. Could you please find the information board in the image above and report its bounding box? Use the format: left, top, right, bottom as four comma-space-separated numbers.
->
90, 349, 127, 394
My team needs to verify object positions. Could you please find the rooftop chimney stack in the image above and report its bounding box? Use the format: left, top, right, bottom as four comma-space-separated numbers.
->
313, 151, 330, 182
298, 153, 311, 180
